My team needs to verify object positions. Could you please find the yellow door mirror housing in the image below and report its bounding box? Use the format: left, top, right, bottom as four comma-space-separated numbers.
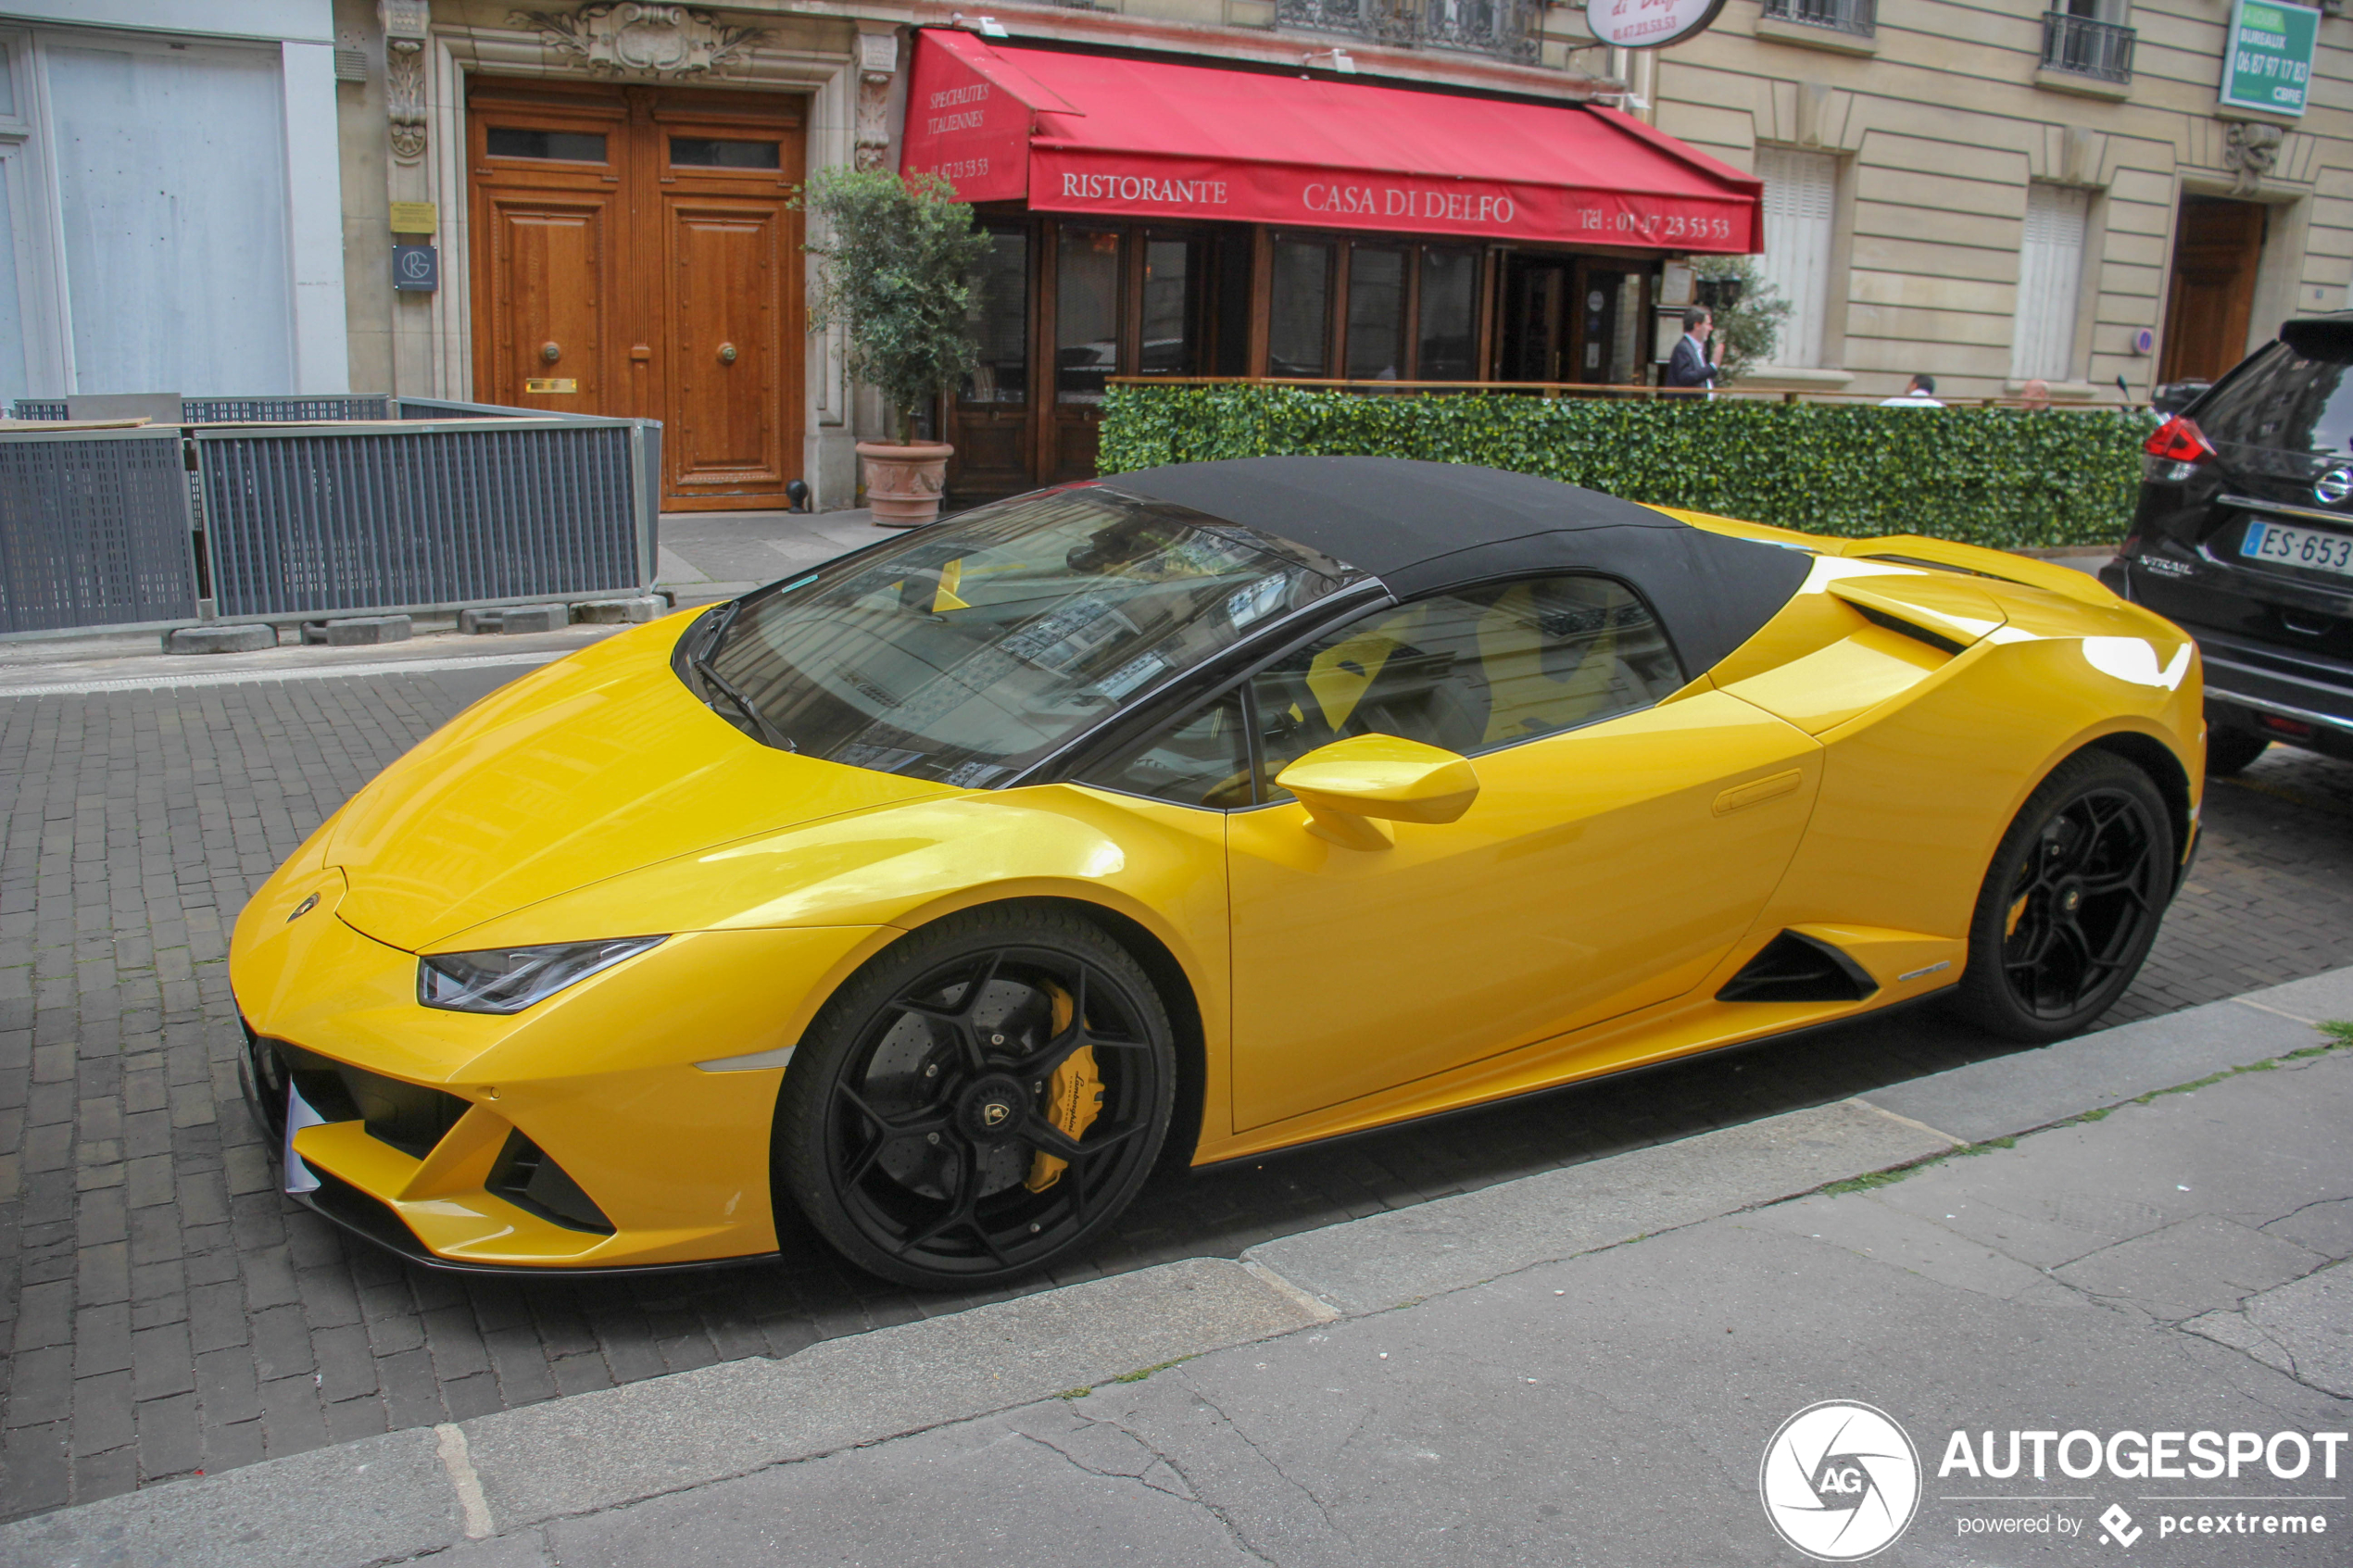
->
1274, 734, 1482, 849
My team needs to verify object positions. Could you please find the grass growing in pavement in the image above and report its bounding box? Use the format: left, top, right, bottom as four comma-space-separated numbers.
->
1815, 1024, 2349, 1198
1056, 1356, 1197, 1399
1822, 1135, 2018, 1195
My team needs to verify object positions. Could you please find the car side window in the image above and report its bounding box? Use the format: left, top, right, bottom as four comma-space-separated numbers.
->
1078, 692, 1254, 809
1250, 575, 1682, 792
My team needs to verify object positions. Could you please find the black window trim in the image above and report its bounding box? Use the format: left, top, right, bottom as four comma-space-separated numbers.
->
1063, 568, 1684, 814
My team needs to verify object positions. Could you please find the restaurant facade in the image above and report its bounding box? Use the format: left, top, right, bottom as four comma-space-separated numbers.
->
900, 28, 1762, 499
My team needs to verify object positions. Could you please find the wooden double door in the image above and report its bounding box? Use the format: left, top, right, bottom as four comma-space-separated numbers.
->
468, 80, 805, 511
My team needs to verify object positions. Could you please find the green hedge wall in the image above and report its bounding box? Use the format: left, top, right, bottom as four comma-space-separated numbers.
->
1099, 385, 2154, 551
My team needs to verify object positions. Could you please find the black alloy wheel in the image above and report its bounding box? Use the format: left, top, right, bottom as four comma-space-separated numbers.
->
1953, 751, 2175, 1043
775, 908, 1176, 1289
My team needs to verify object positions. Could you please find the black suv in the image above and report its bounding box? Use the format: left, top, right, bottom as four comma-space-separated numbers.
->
2103, 313, 2353, 773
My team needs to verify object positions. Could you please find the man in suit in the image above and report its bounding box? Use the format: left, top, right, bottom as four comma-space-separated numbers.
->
1665, 307, 1720, 391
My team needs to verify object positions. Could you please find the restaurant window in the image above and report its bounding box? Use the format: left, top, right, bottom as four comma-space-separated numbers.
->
1057, 227, 1120, 406
962, 227, 1028, 408
1271, 237, 1486, 382
1139, 235, 1206, 378
1345, 245, 1408, 380
1418, 246, 1479, 381
1269, 237, 1334, 377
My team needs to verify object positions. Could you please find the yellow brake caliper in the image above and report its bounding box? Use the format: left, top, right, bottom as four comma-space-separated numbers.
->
1026, 981, 1102, 1194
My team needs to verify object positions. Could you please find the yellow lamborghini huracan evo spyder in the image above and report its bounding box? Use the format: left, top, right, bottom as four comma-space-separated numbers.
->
230, 458, 2202, 1288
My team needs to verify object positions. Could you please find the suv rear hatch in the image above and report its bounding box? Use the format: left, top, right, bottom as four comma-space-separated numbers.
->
2118, 316, 2353, 746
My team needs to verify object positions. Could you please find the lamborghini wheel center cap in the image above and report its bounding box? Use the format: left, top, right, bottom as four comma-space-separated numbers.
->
2059, 884, 2083, 915
960, 1073, 1028, 1141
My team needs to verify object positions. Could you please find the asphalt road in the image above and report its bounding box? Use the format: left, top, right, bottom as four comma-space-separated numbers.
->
0, 660, 2348, 1521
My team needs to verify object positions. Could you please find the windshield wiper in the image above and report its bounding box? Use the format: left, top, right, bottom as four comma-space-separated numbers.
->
694, 655, 794, 751
698, 598, 743, 661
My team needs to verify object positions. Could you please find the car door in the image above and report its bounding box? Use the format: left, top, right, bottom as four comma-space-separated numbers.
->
1223, 575, 1823, 1132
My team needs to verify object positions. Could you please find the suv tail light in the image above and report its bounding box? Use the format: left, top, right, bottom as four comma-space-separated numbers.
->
2145, 415, 2216, 464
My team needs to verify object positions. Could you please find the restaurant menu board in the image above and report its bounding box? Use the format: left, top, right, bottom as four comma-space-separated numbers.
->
2220, 0, 2320, 118
1586, 0, 1730, 49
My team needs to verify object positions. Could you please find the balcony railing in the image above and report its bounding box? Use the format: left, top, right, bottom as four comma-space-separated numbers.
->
2041, 11, 2134, 83
1277, 0, 1541, 63
1759, 0, 1875, 37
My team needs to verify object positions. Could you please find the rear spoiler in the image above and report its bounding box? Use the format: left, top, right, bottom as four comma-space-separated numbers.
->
1832, 534, 2120, 608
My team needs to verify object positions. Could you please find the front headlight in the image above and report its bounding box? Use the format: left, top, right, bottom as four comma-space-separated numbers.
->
417, 936, 666, 1014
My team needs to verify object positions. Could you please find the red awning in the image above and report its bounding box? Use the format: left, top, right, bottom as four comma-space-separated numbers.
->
901, 31, 1760, 254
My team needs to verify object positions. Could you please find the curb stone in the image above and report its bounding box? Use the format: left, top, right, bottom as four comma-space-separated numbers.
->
2, 969, 2345, 1566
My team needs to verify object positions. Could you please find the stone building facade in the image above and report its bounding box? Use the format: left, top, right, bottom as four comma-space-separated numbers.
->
1647, 0, 2353, 402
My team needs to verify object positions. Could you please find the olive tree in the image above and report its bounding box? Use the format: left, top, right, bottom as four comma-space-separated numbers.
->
798, 167, 995, 444
1691, 254, 1793, 384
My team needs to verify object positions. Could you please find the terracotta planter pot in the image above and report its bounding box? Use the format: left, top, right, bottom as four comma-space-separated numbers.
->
857, 440, 954, 527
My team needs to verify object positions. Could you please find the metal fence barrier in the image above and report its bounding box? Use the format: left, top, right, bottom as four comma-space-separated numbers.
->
0, 396, 660, 635
0, 427, 199, 633
197, 418, 657, 621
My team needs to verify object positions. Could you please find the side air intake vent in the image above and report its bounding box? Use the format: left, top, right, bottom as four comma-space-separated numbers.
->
1847, 602, 1968, 658
1718, 931, 1881, 1004
489, 1132, 615, 1234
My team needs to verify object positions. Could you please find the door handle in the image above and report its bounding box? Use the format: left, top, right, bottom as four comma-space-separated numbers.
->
1713, 770, 1803, 816
717, 342, 737, 364
540, 342, 561, 364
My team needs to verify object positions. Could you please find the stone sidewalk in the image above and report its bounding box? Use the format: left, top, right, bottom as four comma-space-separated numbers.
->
4, 970, 2344, 1567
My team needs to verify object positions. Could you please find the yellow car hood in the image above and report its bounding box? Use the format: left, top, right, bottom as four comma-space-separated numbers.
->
325, 619, 950, 951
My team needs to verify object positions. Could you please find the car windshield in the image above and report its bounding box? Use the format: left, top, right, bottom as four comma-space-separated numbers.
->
2196, 337, 2353, 458
692, 485, 1364, 784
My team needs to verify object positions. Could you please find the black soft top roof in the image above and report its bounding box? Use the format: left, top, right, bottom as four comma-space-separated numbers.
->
1098, 457, 1815, 676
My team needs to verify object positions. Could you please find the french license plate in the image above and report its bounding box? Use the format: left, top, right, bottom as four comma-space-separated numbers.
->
2242, 518, 2353, 577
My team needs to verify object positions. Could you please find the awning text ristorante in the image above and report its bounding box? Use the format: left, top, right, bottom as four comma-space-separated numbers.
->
900, 31, 1761, 254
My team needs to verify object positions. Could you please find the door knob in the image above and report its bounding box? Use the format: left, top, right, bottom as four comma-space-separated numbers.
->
717, 342, 737, 364
540, 342, 561, 364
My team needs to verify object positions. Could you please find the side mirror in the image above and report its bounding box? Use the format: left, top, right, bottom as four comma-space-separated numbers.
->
1273, 734, 1480, 850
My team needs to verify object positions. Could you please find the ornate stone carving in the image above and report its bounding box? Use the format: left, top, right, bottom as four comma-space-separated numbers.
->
383, 0, 431, 164
385, 44, 428, 161
512, 4, 767, 79
854, 30, 900, 171
2224, 120, 2284, 195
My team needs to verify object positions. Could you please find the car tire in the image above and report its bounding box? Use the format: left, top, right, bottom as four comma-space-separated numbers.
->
774, 906, 1176, 1290
2205, 727, 2269, 777
1950, 751, 2175, 1045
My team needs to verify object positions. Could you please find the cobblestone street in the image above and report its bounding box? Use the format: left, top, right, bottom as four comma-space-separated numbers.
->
1, 666, 2348, 1520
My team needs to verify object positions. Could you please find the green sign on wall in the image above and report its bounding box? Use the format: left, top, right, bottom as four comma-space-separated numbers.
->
2221, 0, 2321, 118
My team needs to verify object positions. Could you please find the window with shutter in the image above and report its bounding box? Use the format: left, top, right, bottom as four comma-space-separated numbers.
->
2012, 182, 2090, 383
1755, 146, 1836, 370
